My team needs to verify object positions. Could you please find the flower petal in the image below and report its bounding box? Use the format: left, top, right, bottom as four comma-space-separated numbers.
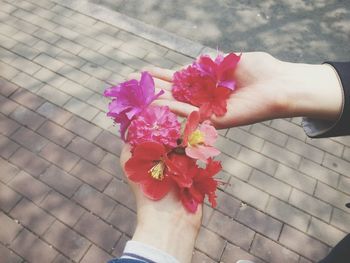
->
183, 111, 200, 145
186, 145, 220, 162
141, 177, 172, 200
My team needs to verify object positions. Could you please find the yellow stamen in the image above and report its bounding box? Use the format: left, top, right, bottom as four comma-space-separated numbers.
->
188, 130, 205, 146
149, 162, 165, 180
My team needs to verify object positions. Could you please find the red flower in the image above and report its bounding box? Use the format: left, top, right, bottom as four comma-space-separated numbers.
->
125, 142, 172, 200
172, 65, 232, 119
179, 159, 221, 213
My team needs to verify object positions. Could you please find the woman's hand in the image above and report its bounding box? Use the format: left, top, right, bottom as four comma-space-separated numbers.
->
139, 52, 342, 129
120, 144, 202, 263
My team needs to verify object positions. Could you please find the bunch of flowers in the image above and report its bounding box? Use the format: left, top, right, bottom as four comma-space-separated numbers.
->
105, 53, 240, 213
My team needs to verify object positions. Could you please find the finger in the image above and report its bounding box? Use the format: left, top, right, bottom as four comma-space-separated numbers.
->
155, 88, 173, 100
152, 99, 198, 117
120, 144, 132, 169
143, 66, 175, 82
154, 78, 172, 91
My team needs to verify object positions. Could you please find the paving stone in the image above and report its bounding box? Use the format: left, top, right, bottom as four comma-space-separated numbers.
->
192, 250, 216, 263
33, 29, 61, 45
64, 98, 99, 121
52, 253, 72, 263
39, 165, 82, 198
54, 38, 84, 55
44, 220, 90, 262
37, 84, 71, 106
94, 130, 123, 156
195, 227, 225, 261
0, 242, 22, 263
10, 105, 45, 130
86, 92, 109, 112
164, 50, 192, 65
74, 212, 121, 252
57, 64, 90, 85
214, 135, 241, 158
226, 127, 264, 152
98, 153, 124, 179
0, 182, 22, 212
34, 67, 67, 89
251, 234, 299, 263
112, 234, 130, 257
73, 184, 116, 219
300, 158, 339, 188
10, 88, 44, 110
226, 176, 269, 211
64, 115, 103, 141
249, 169, 292, 201
238, 146, 278, 175
39, 142, 80, 172
8, 170, 50, 204
216, 153, 252, 181
107, 204, 136, 236
308, 217, 347, 247
33, 40, 62, 57
10, 198, 55, 236
315, 181, 350, 213
274, 164, 316, 195
10, 56, 42, 75
55, 50, 87, 68
11, 43, 41, 60
9, 147, 49, 177
144, 52, 175, 68
221, 242, 264, 263
80, 244, 112, 263
262, 142, 301, 169
71, 159, 112, 191
0, 78, 19, 97
11, 228, 57, 262
36, 102, 73, 125
0, 134, 20, 159
37, 121, 75, 147
286, 137, 324, 164
338, 175, 350, 195
251, 123, 288, 146
270, 119, 307, 141
215, 190, 241, 218
11, 30, 40, 47
323, 153, 350, 178
331, 208, 350, 233
289, 189, 332, 222
207, 211, 255, 250
40, 191, 85, 227
236, 205, 283, 240
0, 212, 23, 245
104, 178, 136, 211
67, 137, 107, 164
266, 197, 311, 232
0, 158, 20, 183
33, 53, 65, 72
0, 98, 19, 121
58, 79, 94, 101
279, 225, 329, 262
306, 137, 344, 157
11, 126, 49, 153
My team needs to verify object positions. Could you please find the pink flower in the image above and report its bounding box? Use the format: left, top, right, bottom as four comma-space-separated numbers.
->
127, 106, 181, 148
195, 53, 241, 90
183, 111, 220, 162
104, 72, 164, 140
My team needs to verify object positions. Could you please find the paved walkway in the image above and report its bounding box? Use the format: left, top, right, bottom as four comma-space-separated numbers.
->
0, 0, 349, 262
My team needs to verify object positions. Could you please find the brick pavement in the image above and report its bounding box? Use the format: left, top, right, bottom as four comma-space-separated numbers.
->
0, 0, 349, 262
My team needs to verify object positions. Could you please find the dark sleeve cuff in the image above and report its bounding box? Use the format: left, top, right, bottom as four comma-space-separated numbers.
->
302, 62, 350, 138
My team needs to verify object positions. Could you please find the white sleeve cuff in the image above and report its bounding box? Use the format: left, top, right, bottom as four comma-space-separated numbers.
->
121, 240, 180, 263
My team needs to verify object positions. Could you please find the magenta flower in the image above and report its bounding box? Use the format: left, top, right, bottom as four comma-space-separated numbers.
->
195, 53, 241, 90
104, 72, 164, 140
127, 106, 181, 148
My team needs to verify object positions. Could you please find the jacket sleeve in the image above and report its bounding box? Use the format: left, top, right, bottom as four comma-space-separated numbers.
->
303, 62, 350, 138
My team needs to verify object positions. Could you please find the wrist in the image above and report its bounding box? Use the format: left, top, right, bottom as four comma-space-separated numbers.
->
282, 62, 343, 120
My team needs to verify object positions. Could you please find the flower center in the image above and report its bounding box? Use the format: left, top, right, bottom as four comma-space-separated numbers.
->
149, 161, 165, 180
188, 130, 205, 146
